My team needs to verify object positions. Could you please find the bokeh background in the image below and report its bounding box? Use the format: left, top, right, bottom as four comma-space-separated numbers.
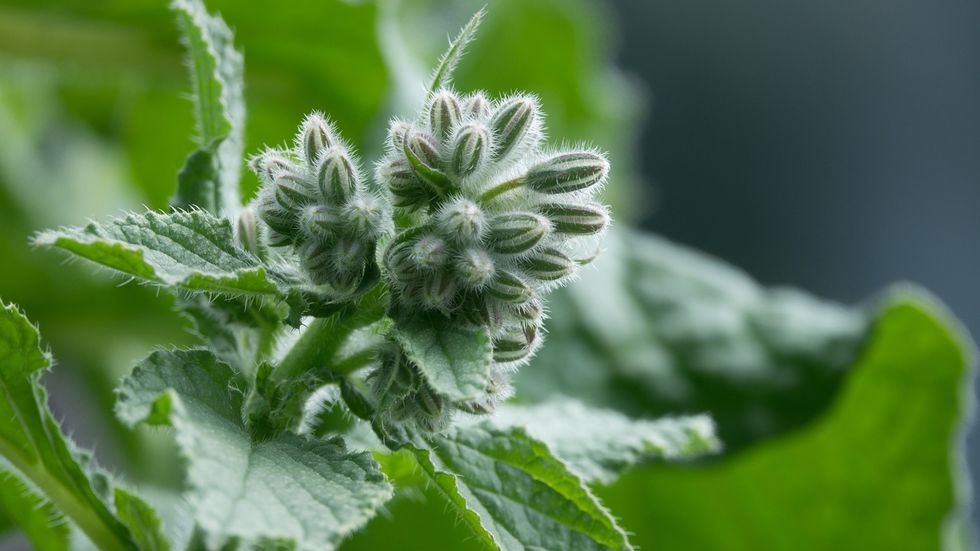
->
0, 0, 976, 548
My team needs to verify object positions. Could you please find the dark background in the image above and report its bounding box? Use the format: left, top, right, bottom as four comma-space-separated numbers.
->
609, 0, 980, 526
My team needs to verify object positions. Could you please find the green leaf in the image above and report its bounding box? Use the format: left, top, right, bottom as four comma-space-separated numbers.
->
171, 0, 245, 215
492, 400, 720, 484
116, 349, 393, 550
521, 229, 870, 451
427, 7, 485, 94
599, 290, 975, 550
0, 302, 137, 550
394, 314, 492, 402
0, 469, 70, 551
409, 423, 633, 551
34, 210, 284, 298
114, 488, 170, 551
178, 294, 285, 373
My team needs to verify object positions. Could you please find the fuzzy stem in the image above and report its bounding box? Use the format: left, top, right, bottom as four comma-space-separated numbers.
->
480, 177, 525, 204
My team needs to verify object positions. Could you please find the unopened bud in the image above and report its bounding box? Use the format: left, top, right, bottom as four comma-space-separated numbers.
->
461, 296, 506, 330
343, 195, 384, 238
411, 235, 449, 270
490, 96, 538, 160
404, 130, 451, 193
539, 203, 609, 235
512, 297, 544, 327
317, 147, 358, 204
421, 269, 458, 310
299, 240, 333, 285
274, 173, 317, 211
525, 151, 608, 195
249, 150, 294, 185
384, 235, 420, 284
381, 159, 429, 209
451, 123, 491, 176
487, 271, 532, 304
257, 187, 297, 235
488, 212, 550, 254
299, 205, 343, 241
436, 198, 485, 244
388, 120, 413, 151
492, 325, 539, 364
522, 247, 576, 281
265, 227, 293, 248
235, 207, 263, 257
413, 383, 445, 418
464, 92, 491, 119
301, 114, 335, 166
330, 238, 368, 276
428, 90, 462, 139
454, 248, 495, 288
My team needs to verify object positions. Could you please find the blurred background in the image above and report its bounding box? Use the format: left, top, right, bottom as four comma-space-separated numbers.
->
0, 0, 976, 548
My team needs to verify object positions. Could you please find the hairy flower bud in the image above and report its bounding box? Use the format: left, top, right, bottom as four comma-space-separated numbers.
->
343, 195, 384, 239
257, 187, 297, 236
299, 240, 333, 285
384, 239, 419, 284
488, 212, 550, 254
299, 205, 342, 241
404, 130, 451, 194
381, 159, 428, 209
513, 297, 544, 327
539, 203, 610, 235
411, 235, 449, 270
522, 247, 576, 282
235, 206, 263, 257
265, 227, 293, 248
464, 92, 491, 119
436, 198, 485, 244
274, 173, 317, 211
454, 248, 495, 288
301, 113, 335, 166
250, 149, 294, 185
429, 90, 462, 139
525, 151, 609, 195
487, 271, 532, 304
451, 123, 491, 176
492, 325, 539, 364
490, 96, 538, 160
387, 120, 412, 151
461, 296, 506, 330
316, 147, 357, 204
421, 269, 458, 310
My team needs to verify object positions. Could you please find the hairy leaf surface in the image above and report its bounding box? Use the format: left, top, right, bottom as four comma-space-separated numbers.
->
116, 349, 392, 551
35, 210, 282, 297
409, 424, 633, 550
394, 315, 492, 402
0, 470, 69, 551
492, 400, 720, 484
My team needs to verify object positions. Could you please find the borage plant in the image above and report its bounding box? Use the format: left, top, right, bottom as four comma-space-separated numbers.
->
0, 2, 718, 550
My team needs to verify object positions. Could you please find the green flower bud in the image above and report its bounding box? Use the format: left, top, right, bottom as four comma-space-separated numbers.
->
461, 296, 506, 330
324, 264, 366, 296
383, 231, 424, 284
454, 248, 495, 288
387, 120, 412, 151
411, 235, 449, 270
488, 212, 550, 254
299, 205, 343, 242
539, 203, 610, 235
257, 187, 297, 236
316, 147, 358, 204
436, 198, 485, 244
404, 130, 451, 194
492, 325, 539, 364
299, 240, 333, 285
300, 113, 335, 167
343, 195, 384, 239
428, 89, 462, 139
413, 383, 445, 418
487, 270, 532, 304
381, 158, 428, 209
490, 96, 538, 161
330, 238, 368, 276
512, 297, 544, 327
522, 247, 576, 282
464, 92, 491, 119
235, 206, 263, 257
525, 151, 609, 195
265, 227, 293, 248
274, 173, 317, 211
451, 123, 491, 176
421, 269, 458, 311
249, 149, 294, 185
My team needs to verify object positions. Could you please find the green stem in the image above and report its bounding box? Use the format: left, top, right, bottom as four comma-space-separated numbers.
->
480, 177, 525, 204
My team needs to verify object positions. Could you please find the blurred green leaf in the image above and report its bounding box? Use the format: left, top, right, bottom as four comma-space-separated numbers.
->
600, 290, 975, 550
113, 488, 169, 551
520, 229, 870, 451
0, 470, 70, 550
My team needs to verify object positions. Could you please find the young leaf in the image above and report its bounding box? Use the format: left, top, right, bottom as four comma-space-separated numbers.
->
427, 8, 486, 94
491, 400, 720, 484
171, 0, 246, 215
393, 314, 492, 402
0, 302, 138, 550
408, 423, 633, 550
0, 470, 70, 551
116, 349, 392, 550
178, 294, 285, 373
114, 488, 170, 551
34, 210, 284, 298
601, 290, 975, 550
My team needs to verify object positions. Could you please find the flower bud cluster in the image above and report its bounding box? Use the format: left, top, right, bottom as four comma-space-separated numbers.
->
376, 89, 610, 420
248, 114, 386, 296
